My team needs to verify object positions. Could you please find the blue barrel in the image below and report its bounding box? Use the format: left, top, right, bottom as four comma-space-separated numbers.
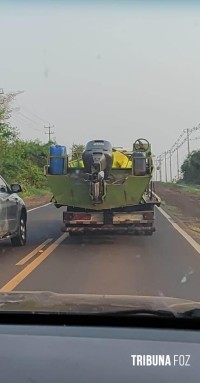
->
50, 145, 66, 175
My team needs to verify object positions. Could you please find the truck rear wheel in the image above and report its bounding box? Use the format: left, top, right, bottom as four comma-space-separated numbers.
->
145, 231, 153, 236
69, 232, 79, 237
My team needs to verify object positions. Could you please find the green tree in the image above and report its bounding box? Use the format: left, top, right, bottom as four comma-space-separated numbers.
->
0, 92, 19, 141
181, 150, 200, 184
20, 140, 49, 168
71, 143, 85, 160
0, 91, 49, 192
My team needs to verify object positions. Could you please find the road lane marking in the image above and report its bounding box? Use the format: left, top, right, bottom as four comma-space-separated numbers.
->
16, 238, 53, 266
157, 206, 200, 255
0, 233, 68, 292
27, 203, 52, 213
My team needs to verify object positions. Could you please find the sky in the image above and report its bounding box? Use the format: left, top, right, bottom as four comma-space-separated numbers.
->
1, 0, 200, 178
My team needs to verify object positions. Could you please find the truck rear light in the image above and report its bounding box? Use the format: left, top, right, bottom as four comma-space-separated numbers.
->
143, 212, 153, 220
73, 213, 91, 221
63, 212, 91, 222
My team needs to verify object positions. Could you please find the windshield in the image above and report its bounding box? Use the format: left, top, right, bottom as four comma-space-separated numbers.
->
0, 0, 200, 315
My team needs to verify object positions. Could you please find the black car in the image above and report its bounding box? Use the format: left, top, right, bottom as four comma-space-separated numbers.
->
0, 175, 27, 246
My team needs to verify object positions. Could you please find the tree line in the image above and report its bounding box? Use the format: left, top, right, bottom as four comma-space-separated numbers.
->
0, 92, 50, 195
0, 91, 86, 195
181, 150, 200, 185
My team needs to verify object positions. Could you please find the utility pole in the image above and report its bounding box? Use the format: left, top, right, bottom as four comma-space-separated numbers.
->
169, 150, 172, 182
159, 156, 162, 182
0, 89, 4, 133
176, 144, 180, 180
155, 159, 158, 181
154, 159, 158, 182
186, 128, 190, 156
164, 151, 167, 182
44, 124, 54, 143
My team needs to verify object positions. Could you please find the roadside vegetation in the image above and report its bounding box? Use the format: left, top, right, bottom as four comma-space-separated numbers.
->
0, 91, 86, 197
0, 92, 51, 196
181, 150, 200, 185
70, 144, 85, 160
159, 150, 200, 194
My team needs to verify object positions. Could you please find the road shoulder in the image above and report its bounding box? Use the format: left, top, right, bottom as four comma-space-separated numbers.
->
24, 193, 52, 210
156, 183, 200, 245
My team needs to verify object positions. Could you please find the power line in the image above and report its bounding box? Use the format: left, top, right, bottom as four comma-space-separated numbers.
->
19, 106, 50, 124
12, 109, 42, 128
13, 114, 41, 132
12, 114, 41, 133
3, 100, 55, 140
17, 112, 43, 126
170, 130, 185, 153
13, 110, 53, 138
190, 136, 200, 141
157, 123, 200, 181
184, 128, 192, 155
183, 125, 200, 154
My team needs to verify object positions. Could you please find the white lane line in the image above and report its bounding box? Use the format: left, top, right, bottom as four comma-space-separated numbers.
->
16, 238, 53, 266
157, 206, 200, 255
27, 203, 52, 213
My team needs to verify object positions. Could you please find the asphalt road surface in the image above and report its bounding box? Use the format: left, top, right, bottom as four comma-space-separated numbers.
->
0, 203, 200, 301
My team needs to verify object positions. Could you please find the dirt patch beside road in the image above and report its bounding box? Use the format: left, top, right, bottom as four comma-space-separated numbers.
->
24, 193, 52, 210
155, 183, 200, 244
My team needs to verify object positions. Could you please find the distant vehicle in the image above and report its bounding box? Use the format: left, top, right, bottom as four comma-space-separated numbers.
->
0, 175, 27, 246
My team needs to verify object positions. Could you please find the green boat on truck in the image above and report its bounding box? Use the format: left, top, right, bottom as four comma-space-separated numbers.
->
45, 138, 161, 235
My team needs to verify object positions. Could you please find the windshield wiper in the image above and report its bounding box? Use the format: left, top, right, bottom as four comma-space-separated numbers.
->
101, 308, 200, 319
179, 308, 200, 318
92, 309, 177, 318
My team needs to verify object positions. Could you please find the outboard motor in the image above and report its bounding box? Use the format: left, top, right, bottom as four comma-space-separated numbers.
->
82, 140, 113, 179
82, 140, 113, 203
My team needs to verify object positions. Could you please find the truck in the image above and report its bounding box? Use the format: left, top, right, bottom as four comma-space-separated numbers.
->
45, 138, 161, 235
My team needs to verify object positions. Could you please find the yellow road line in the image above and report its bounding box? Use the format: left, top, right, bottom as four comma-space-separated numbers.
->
0, 233, 68, 292
16, 238, 53, 266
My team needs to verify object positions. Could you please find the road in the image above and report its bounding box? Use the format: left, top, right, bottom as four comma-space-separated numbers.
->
0, 203, 200, 301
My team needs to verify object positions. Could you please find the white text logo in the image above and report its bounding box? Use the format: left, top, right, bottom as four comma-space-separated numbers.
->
131, 354, 191, 367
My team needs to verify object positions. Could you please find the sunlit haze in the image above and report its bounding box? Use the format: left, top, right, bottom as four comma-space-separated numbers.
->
1, 0, 200, 167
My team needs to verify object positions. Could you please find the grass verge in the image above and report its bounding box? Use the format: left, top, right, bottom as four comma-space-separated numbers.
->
20, 186, 51, 199
159, 182, 200, 196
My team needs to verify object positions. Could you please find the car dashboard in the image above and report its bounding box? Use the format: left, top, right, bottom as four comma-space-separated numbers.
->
0, 314, 199, 382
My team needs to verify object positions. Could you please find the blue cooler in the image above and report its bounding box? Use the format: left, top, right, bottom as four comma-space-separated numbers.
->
50, 145, 66, 175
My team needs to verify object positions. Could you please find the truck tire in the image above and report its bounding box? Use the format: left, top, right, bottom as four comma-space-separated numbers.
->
11, 215, 27, 247
69, 232, 77, 236
145, 230, 153, 236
